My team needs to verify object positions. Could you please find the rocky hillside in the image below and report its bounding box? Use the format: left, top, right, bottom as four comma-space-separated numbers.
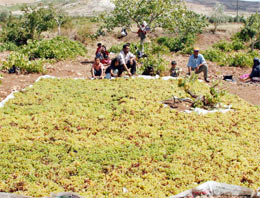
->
1, 0, 259, 16
186, 0, 260, 13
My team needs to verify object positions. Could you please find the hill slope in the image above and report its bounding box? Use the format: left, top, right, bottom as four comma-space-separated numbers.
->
186, 0, 260, 14
1, 0, 259, 16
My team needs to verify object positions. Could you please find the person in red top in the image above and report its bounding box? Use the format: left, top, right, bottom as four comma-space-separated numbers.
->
96, 45, 111, 65
95, 43, 102, 56
137, 21, 148, 55
91, 57, 104, 79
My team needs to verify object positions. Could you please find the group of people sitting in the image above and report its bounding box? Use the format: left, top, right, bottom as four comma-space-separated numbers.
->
92, 42, 260, 83
92, 44, 210, 82
91, 43, 137, 79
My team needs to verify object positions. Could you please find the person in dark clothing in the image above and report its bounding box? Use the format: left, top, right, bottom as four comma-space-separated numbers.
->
96, 43, 102, 56
242, 58, 260, 82
105, 58, 120, 79
118, 60, 136, 77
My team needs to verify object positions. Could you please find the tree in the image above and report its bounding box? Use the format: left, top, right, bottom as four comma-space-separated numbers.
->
0, 10, 9, 23
2, 6, 59, 45
22, 6, 57, 40
236, 13, 260, 51
246, 13, 260, 51
96, 0, 207, 53
53, 8, 69, 36
210, 3, 225, 34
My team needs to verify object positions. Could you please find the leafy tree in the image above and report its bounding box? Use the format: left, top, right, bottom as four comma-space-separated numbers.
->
0, 10, 9, 23
210, 2, 225, 34
96, 0, 208, 53
235, 13, 260, 51
22, 6, 56, 40
1, 6, 59, 45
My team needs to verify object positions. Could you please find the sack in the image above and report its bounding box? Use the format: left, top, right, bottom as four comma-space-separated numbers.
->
142, 66, 155, 76
121, 28, 128, 37
8, 65, 17, 74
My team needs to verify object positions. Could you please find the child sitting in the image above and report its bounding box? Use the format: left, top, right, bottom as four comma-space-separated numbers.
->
91, 57, 104, 79
170, 61, 181, 77
105, 58, 120, 79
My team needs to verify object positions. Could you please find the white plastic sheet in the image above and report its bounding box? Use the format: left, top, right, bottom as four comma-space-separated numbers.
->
162, 76, 178, 81
184, 105, 233, 115
35, 75, 57, 82
170, 181, 260, 198
135, 75, 160, 79
0, 91, 17, 108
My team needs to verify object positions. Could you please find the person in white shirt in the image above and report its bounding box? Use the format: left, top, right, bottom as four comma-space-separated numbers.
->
117, 44, 137, 77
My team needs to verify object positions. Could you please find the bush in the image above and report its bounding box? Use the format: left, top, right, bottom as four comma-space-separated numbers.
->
203, 48, 255, 68
20, 36, 87, 60
0, 42, 20, 52
212, 40, 246, 52
2, 52, 45, 73
228, 52, 253, 67
108, 43, 140, 54
0, 10, 9, 23
179, 46, 194, 55
2, 7, 59, 45
213, 41, 233, 52
157, 35, 195, 52
234, 13, 260, 46
140, 55, 167, 75
203, 48, 225, 62
231, 39, 246, 51
108, 44, 124, 53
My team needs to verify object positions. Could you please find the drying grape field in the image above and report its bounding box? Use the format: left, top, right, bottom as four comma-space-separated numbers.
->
0, 78, 259, 197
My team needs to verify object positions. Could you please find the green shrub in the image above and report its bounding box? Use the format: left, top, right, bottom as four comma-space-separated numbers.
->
108, 43, 140, 54
179, 46, 194, 55
157, 35, 195, 52
2, 7, 58, 45
212, 39, 246, 52
203, 48, 225, 62
108, 44, 123, 53
213, 41, 233, 52
20, 36, 87, 60
0, 42, 20, 52
140, 54, 167, 75
0, 10, 9, 23
228, 52, 253, 67
231, 39, 246, 51
234, 13, 260, 45
204, 49, 254, 68
2, 52, 45, 73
